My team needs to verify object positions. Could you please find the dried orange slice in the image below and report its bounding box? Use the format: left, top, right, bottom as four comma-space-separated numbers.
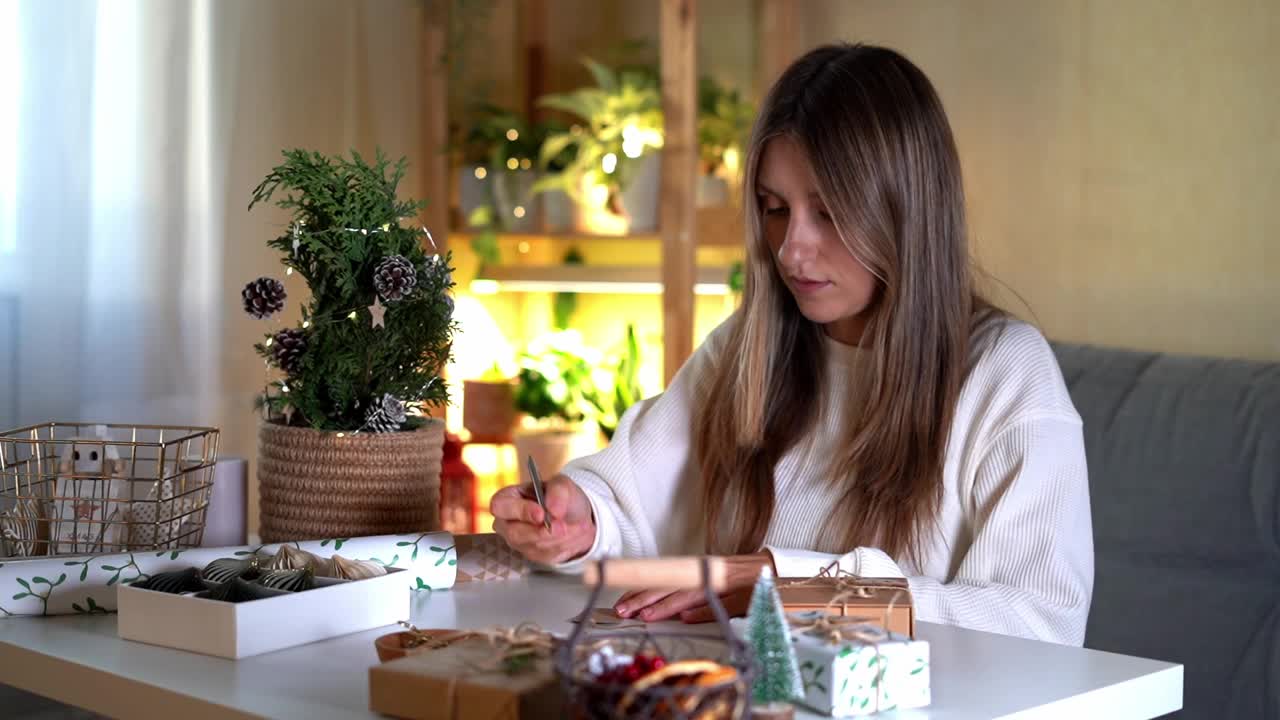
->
616, 659, 740, 718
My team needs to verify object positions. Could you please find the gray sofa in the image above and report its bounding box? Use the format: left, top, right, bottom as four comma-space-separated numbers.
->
1053, 341, 1280, 719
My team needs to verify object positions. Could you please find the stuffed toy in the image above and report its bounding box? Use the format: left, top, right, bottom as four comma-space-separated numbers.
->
49, 434, 128, 554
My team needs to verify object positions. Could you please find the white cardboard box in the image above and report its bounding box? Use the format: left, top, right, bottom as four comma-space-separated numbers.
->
117, 568, 409, 659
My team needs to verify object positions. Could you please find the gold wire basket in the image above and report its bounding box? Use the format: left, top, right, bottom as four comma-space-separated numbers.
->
0, 422, 220, 558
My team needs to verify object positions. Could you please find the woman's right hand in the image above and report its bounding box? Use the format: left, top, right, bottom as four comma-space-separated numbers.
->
489, 474, 596, 565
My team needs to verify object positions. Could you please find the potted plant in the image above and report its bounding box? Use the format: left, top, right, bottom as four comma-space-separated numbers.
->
591, 324, 643, 442
457, 103, 541, 233
462, 361, 521, 444
698, 76, 755, 207
244, 149, 456, 541
535, 117, 579, 233
534, 58, 664, 234
511, 330, 604, 484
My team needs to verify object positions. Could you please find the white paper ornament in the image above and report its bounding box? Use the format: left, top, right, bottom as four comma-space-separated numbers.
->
325, 554, 387, 580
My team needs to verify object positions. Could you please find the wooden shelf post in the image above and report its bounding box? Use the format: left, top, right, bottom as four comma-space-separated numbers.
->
660, 0, 698, 385
758, 0, 799, 96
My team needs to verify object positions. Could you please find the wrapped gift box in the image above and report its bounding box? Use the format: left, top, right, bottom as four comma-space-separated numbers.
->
369, 634, 564, 720
788, 612, 930, 717
777, 577, 915, 638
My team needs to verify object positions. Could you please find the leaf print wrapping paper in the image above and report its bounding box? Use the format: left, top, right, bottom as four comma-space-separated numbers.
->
0, 532, 456, 617
732, 613, 931, 717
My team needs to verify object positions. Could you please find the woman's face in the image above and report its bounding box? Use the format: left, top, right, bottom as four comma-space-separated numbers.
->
757, 136, 878, 345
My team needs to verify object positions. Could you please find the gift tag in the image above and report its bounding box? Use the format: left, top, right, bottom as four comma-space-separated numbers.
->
569, 607, 645, 629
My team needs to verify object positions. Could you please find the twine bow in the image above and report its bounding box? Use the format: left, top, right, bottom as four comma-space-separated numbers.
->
472, 622, 557, 673
787, 612, 890, 645
400, 621, 557, 720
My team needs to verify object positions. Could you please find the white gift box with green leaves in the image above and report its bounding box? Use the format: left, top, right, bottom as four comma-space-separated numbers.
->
789, 610, 930, 717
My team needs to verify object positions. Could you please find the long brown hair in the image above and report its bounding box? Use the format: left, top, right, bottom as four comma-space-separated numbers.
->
695, 43, 989, 566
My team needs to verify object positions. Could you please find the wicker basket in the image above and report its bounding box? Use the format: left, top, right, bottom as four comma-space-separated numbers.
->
257, 419, 444, 542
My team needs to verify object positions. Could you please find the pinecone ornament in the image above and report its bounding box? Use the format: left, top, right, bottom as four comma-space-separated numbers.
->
272, 328, 308, 375
364, 393, 407, 433
242, 277, 286, 319
373, 255, 417, 303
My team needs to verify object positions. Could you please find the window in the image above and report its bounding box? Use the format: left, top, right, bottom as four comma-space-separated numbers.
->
0, 0, 18, 258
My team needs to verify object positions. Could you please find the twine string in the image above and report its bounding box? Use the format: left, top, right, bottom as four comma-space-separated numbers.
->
783, 562, 909, 715
398, 622, 556, 720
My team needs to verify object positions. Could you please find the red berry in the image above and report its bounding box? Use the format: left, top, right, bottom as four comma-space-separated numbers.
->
650, 656, 666, 671
623, 664, 643, 681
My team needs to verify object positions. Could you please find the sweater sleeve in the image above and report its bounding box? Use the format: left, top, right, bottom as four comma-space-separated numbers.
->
768, 414, 1094, 646
546, 321, 730, 574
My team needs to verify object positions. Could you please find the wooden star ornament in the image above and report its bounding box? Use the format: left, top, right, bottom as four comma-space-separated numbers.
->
368, 297, 387, 329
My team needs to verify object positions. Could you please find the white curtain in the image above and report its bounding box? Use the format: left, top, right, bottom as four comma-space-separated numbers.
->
0, 0, 429, 523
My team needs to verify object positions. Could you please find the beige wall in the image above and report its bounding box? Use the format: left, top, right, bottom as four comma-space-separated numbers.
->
216, 0, 431, 538
796, 0, 1279, 361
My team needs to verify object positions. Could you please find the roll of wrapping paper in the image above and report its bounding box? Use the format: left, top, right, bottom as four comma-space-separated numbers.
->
0, 532, 456, 617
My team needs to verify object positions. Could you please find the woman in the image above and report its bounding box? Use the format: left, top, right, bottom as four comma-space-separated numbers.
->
491, 43, 1093, 646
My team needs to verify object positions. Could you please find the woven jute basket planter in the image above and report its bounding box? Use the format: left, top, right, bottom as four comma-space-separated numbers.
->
257, 419, 444, 542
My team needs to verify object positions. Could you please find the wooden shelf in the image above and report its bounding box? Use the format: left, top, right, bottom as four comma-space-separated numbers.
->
449, 205, 745, 246
471, 265, 734, 295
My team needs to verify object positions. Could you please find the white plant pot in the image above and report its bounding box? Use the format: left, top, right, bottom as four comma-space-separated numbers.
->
620, 152, 662, 233
541, 187, 575, 233
490, 168, 539, 233
458, 166, 491, 222
512, 427, 584, 486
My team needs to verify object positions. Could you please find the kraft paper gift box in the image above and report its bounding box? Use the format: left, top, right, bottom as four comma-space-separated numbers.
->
777, 576, 915, 639
369, 633, 564, 720
788, 612, 931, 717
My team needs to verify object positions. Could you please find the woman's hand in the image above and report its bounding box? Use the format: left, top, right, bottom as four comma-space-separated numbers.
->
489, 475, 596, 565
613, 552, 775, 624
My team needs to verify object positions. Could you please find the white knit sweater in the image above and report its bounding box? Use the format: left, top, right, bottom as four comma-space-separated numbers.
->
554, 317, 1094, 646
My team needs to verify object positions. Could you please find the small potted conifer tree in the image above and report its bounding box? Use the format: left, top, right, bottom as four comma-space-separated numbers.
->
242, 149, 456, 541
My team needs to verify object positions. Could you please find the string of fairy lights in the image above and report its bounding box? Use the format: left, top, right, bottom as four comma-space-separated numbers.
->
251, 222, 446, 435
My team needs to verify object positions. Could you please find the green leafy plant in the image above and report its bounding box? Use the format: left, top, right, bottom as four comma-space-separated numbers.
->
460, 102, 542, 169
728, 261, 745, 293
247, 149, 456, 431
460, 107, 574, 257
478, 360, 511, 382
593, 324, 643, 441
553, 246, 585, 330
698, 76, 755, 175
534, 58, 664, 211
467, 205, 501, 268
513, 331, 605, 426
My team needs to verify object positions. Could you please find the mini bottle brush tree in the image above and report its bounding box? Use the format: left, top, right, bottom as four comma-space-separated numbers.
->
747, 565, 804, 706
243, 149, 457, 432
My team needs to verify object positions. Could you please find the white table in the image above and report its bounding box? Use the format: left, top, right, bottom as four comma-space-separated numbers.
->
0, 574, 1182, 719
